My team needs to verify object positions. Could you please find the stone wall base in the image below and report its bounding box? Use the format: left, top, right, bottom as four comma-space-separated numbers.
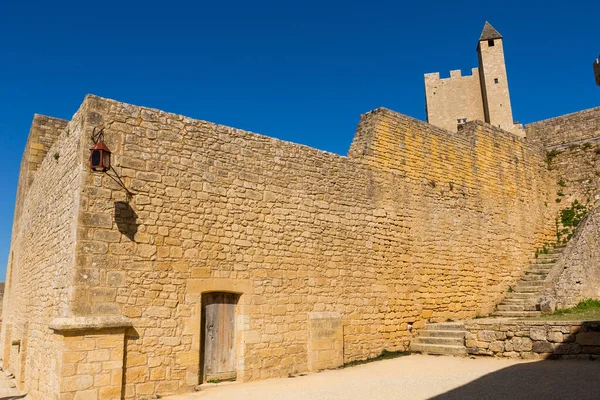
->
466, 319, 600, 359
50, 316, 132, 400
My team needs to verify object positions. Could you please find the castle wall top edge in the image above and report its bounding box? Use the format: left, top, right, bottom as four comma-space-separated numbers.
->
526, 105, 600, 127
424, 67, 480, 81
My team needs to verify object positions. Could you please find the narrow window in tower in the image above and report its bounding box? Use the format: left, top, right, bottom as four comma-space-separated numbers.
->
494, 78, 499, 84
488, 39, 495, 47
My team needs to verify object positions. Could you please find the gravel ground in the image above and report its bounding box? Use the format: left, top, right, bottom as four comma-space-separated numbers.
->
165, 354, 600, 400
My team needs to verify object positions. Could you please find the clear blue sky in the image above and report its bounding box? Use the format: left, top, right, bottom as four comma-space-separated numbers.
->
0, 0, 598, 279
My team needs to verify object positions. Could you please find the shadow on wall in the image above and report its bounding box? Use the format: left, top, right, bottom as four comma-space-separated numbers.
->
114, 201, 138, 241
121, 328, 141, 399
429, 358, 600, 400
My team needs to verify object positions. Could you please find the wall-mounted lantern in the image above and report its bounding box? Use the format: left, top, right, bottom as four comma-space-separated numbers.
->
90, 128, 111, 172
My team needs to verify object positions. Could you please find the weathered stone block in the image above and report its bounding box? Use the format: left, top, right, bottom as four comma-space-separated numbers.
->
548, 331, 564, 343
489, 341, 504, 353
576, 332, 600, 346
512, 337, 532, 352
532, 341, 555, 353
477, 330, 496, 342
554, 343, 581, 355
530, 327, 547, 341
63, 375, 94, 392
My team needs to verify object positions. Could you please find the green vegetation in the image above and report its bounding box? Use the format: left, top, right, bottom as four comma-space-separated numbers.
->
557, 179, 566, 187
539, 299, 600, 320
546, 149, 562, 166
341, 349, 410, 368
54, 152, 60, 161
507, 286, 514, 293
535, 244, 552, 258
556, 200, 588, 244
582, 142, 592, 149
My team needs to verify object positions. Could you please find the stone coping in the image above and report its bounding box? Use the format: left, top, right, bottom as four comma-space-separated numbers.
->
466, 319, 600, 326
49, 315, 133, 332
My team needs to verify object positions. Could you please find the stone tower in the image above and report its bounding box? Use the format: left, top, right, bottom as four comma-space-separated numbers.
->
477, 22, 515, 133
425, 22, 523, 136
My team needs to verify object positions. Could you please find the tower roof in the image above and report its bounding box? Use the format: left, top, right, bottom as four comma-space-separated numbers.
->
479, 21, 502, 41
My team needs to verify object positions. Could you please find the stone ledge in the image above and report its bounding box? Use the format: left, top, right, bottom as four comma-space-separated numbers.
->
49, 315, 133, 332
467, 319, 600, 327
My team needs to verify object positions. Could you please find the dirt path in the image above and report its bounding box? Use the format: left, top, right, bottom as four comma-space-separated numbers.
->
165, 354, 600, 400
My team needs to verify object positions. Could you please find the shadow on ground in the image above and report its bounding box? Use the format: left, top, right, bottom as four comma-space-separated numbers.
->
430, 359, 600, 400
0, 395, 26, 400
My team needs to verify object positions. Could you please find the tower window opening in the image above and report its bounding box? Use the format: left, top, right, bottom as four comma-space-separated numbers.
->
494, 78, 499, 84
488, 39, 495, 47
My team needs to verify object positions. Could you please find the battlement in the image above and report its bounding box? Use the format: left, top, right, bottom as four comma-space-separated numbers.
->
425, 68, 480, 81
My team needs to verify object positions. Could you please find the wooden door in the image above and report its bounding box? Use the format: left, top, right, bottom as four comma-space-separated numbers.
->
201, 292, 237, 382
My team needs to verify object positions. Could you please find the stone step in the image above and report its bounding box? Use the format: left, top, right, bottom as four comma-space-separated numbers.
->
525, 268, 552, 275
501, 298, 537, 305
530, 260, 556, 267
417, 329, 465, 338
536, 253, 559, 261
519, 274, 546, 282
515, 281, 544, 289
492, 310, 541, 318
512, 288, 542, 294
496, 304, 538, 312
410, 343, 467, 356
423, 323, 465, 330
505, 292, 538, 299
413, 336, 465, 346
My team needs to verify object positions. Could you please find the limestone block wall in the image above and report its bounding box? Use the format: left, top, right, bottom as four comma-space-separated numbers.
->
546, 143, 600, 208
526, 106, 600, 149
424, 69, 485, 132
466, 319, 600, 359
1, 109, 85, 398
542, 206, 600, 308
69, 95, 555, 398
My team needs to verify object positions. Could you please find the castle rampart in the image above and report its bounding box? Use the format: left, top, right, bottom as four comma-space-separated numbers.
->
1, 94, 560, 399
526, 106, 600, 149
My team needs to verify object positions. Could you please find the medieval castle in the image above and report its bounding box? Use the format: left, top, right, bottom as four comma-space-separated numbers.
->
425, 22, 523, 136
1, 22, 599, 400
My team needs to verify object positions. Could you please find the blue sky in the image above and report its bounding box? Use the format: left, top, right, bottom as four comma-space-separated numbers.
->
0, 0, 598, 278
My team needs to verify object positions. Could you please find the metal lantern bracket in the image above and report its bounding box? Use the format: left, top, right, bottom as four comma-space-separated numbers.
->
90, 127, 134, 200
91, 127, 105, 145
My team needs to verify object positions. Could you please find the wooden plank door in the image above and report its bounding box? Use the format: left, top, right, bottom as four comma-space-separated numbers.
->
202, 292, 237, 382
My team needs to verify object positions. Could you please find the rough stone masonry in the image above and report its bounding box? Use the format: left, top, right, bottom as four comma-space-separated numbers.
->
2, 26, 600, 400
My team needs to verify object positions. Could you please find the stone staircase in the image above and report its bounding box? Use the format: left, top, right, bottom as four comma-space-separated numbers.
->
492, 246, 565, 318
409, 322, 467, 356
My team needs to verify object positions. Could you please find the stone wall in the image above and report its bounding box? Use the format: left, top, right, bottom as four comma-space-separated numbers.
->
532, 130, 600, 310
0, 110, 84, 398
68, 95, 555, 398
542, 206, 600, 309
526, 106, 600, 149
546, 142, 600, 209
466, 319, 600, 359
